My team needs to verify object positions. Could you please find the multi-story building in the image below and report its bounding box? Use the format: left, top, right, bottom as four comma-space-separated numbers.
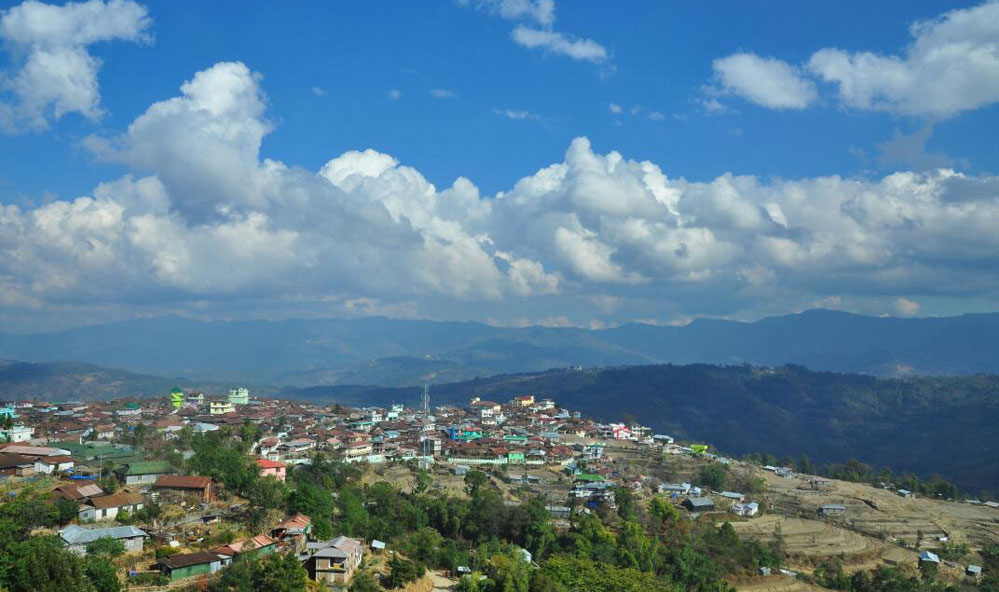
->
304, 536, 363, 584
228, 388, 250, 406
209, 400, 235, 415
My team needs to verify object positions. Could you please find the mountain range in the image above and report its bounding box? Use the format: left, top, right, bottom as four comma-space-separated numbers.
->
0, 359, 280, 402
1, 310, 997, 386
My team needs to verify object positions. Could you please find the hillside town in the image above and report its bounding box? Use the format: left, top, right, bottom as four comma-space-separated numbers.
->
0, 388, 996, 591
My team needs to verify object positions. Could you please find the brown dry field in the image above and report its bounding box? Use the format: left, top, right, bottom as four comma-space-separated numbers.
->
731, 575, 828, 592
758, 469, 999, 549
728, 467, 998, 586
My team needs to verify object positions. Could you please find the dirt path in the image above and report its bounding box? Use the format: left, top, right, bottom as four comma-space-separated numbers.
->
429, 570, 456, 591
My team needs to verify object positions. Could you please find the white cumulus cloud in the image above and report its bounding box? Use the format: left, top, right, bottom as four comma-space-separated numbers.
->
0, 0, 151, 132
707, 2, 999, 117
807, 2, 999, 116
711, 53, 818, 110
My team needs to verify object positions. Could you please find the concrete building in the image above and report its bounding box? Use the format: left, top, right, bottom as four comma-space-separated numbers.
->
80, 492, 145, 522
228, 387, 250, 406
304, 536, 363, 584
257, 458, 286, 482
0, 425, 34, 442
209, 400, 236, 415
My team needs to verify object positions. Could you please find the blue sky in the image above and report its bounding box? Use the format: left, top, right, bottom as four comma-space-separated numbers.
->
0, 0, 998, 330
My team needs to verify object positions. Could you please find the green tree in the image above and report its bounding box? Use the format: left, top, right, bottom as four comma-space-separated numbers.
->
251, 552, 308, 592
523, 500, 557, 560
54, 497, 80, 524
349, 571, 383, 592
5, 536, 96, 592
698, 464, 728, 491
239, 420, 261, 451
188, 433, 258, 494
85, 537, 126, 559
83, 556, 122, 592
400, 527, 445, 566
132, 423, 147, 450
541, 556, 674, 592
487, 551, 531, 592
248, 475, 288, 529
529, 571, 567, 592
769, 523, 785, 570
384, 555, 425, 588
335, 486, 370, 538
287, 480, 333, 539
464, 470, 489, 497
414, 468, 432, 494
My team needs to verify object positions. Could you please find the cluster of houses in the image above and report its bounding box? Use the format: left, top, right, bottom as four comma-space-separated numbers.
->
7, 388, 990, 586
53, 501, 367, 584
0, 390, 686, 485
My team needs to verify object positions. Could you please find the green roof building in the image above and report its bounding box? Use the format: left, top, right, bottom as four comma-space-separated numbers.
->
115, 461, 175, 486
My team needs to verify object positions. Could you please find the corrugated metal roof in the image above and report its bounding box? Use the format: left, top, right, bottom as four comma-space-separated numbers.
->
60, 525, 147, 545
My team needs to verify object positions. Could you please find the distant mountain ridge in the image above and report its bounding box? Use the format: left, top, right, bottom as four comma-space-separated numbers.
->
0, 309, 997, 386
0, 359, 278, 402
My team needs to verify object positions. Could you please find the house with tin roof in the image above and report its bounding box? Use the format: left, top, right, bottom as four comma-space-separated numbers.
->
60, 525, 148, 555
80, 491, 145, 522
152, 475, 215, 502
683, 497, 715, 513
303, 536, 363, 584
115, 461, 175, 486
155, 551, 230, 581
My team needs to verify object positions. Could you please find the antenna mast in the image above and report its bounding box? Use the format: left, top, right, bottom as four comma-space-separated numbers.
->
421, 383, 430, 415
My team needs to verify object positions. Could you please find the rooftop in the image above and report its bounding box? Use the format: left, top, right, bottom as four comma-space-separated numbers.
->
153, 475, 213, 489
60, 525, 147, 545
158, 551, 227, 569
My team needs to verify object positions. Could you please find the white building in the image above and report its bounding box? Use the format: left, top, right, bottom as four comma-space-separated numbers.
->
209, 400, 235, 415
731, 502, 759, 517
228, 387, 250, 405
0, 425, 34, 442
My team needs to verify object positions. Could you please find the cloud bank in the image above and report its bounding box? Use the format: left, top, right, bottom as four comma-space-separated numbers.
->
2, 61, 998, 326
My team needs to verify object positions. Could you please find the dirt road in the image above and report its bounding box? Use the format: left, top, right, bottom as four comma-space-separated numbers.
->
429, 570, 456, 591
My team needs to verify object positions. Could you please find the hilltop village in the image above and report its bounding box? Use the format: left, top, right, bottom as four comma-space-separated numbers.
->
0, 389, 996, 592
